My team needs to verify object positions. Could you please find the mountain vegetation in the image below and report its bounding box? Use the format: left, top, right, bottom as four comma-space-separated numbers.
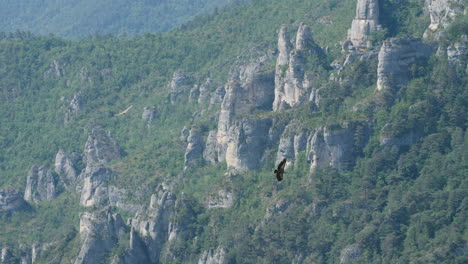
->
0, 0, 466, 263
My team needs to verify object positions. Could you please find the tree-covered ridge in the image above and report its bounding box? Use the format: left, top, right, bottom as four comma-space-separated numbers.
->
0, 0, 467, 263
0, 0, 233, 38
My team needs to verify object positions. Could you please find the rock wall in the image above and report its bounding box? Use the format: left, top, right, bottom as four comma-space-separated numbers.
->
54, 149, 79, 188
198, 248, 227, 264
273, 23, 325, 111
74, 208, 127, 264
169, 70, 193, 104
346, 0, 381, 49
376, 37, 434, 94
24, 165, 59, 203
184, 127, 204, 170
424, 0, 465, 38
0, 190, 29, 216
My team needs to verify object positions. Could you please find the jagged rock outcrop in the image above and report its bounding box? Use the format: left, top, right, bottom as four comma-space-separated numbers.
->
1, 247, 16, 264
189, 84, 200, 102
307, 123, 372, 173
169, 70, 193, 104
44, 59, 66, 79
74, 208, 127, 264
54, 149, 79, 188
198, 78, 212, 104
142, 106, 158, 127
424, 0, 465, 38
447, 36, 467, 65
276, 121, 308, 168
128, 185, 177, 263
203, 130, 218, 164
184, 127, 204, 170
379, 123, 421, 148
209, 86, 226, 107
63, 91, 83, 124
225, 118, 272, 171
346, 0, 381, 49
273, 23, 326, 111
207, 190, 234, 209
198, 247, 227, 264
216, 65, 275, 164
24, 165, 59, 203
79, 127, 123, 207
340, 243, 363, 264
376, 37, 434, 96
0, 190, 29, 216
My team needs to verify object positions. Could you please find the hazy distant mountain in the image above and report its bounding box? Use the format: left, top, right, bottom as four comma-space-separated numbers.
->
0, 0, 234, 38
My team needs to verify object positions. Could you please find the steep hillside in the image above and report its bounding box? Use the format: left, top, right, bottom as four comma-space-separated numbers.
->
0, 0, 233, 38
0, 0, 467, 263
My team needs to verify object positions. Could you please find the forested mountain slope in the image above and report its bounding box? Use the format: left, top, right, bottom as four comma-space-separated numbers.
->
0, 0, 234, 38
0, 0, 466, 263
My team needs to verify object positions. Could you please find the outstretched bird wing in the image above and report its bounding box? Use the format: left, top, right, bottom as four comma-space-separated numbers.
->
275, 158, 287, 181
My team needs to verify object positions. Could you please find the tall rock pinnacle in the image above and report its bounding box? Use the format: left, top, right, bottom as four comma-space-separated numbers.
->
347, 0, 381, 49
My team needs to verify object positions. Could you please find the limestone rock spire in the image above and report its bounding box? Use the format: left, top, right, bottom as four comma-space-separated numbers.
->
347, 0, 381, 49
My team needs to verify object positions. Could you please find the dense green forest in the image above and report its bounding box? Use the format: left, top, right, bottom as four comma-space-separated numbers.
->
0, 0, 233, 38
0, 0, 466, 263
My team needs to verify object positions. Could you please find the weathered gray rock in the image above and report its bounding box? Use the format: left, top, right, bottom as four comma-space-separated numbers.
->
207, 190, 234, 209
1, 247, 16, 264
54, 149, 79, 187
0, 189, 29, 216
44, 59, 66, 79
63, 91, 83, 124
142, 106, 158, 127
340, 243, 363, 264
203, 130, 218, 164
276, 121, 308, 168
24, 165, 59, 203
447, 38, 467, 65
379, 123, 421, 148
189, 84, 200, 102
424, 0, 465, 38
128, 185, 177, 263
273, 23, 325, 111
198, 78, 212, 104
376, 37, 434, 94
209, 86, 226, 107
80, 168, 113, 207
169, 70, 193, 104
217, 73, 275, 163
184, 127, 204, 170
347, 0, 381, 48
82, 127, 123, 170
74, 208, 127, 264
225, 118, 272, 171
79, 127, 122, 207
307, 123, 372, 173
198, 247, 227, 264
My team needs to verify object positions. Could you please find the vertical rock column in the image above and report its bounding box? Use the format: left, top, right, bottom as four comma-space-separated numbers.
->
347, 0, 381, 49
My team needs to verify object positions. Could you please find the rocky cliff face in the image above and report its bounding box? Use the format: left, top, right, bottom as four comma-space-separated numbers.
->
79, 127, 123, 207
225, 118, 272, 171
424, 0, 465, 38
275, 121, 308, 168
24, 165, 59, 203
198, 247, 227, 264
207, 190, 234, 209
346, 0, 381, 49
306, 123, 372, 173
142, 106, 158, 127
184, 127, 204, 170
376, 37, 434, 96
54, 149, 79, 188
203, 130, 218, 165
169, 70, 194, 104
74, 208, 127, 264
273, 23, 325, 111
446, 36, 467, 65
0, 190, 29, 216
339, 243, 363, 264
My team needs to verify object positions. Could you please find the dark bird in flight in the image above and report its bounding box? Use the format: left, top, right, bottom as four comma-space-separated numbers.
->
274, 158, 286, 181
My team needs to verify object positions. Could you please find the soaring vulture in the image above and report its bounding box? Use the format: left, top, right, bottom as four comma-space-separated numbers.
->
274, 158, 286, 181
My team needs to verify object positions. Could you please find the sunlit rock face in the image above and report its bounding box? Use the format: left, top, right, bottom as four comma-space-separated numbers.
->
376, 37, 434, 94
273, 23, 325, 111
54, 149, 79, 188
346, 0, 381, 49
198, 247, 227, 264
24, 165, 59, 203
75, 208, 127, 264
424, 0, 465, 38
184, 127, 204, 171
